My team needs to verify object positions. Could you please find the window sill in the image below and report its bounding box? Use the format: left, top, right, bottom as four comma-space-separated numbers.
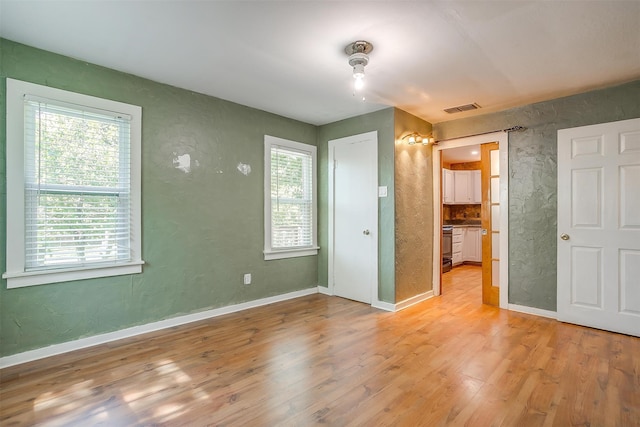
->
3, 261, 145, 289
264, 247, 319, 261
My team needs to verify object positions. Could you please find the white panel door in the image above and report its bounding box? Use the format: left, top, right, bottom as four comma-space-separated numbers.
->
557, 117, 640, 336
329, 132, 378, 304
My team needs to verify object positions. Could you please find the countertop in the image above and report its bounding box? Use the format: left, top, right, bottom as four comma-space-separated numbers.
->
444, 219, 481, 226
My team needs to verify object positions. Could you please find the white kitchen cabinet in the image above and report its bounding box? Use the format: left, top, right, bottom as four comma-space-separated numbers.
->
452, 251, 463, 266
451, 226, 482, 266
453, 170, 472, 203
442, 168, 454, 204
462, 227, 481, 262
444, 169, 481, 205
452, 228, 463, 266
472, 170, 481, 204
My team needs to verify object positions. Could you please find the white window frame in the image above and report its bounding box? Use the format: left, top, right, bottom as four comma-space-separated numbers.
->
3, 78, 144, 288
264, 135, 318, 260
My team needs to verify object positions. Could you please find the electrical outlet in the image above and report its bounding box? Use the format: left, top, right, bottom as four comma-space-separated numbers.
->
243, 273, 251, 285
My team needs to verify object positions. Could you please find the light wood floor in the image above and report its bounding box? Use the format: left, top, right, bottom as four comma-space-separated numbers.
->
1, 265, 639, 426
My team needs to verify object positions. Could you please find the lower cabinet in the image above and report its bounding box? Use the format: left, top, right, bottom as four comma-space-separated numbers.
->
452, 226, 482, 266
462, 227, 481, 262
452, 228, 463, 266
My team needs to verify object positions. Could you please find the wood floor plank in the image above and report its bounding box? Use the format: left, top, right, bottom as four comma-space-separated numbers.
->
1, 265, 639, 426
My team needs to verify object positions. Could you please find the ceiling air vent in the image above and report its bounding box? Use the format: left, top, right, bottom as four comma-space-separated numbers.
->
444, 103, 481, 114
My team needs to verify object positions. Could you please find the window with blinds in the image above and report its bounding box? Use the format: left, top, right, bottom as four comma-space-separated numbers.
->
24, 98, 132, 270
4, 79, 143, 288
264, 136, 318, 260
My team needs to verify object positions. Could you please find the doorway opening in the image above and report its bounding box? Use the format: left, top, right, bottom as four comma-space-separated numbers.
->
440, 145, 483, 299
432, 131, 509, 309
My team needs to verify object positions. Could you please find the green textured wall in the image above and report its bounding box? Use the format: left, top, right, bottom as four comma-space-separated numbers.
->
5, 38, 636, 358
317, 108, 396, 303
393, 109, 433, 302
434, 80, 640, 311
0, 39, 318, 357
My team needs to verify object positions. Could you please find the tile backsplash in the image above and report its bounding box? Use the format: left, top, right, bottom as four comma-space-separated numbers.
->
443, 204, 481, 220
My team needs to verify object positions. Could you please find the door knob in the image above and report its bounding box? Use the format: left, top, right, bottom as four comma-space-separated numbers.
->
560, 233, 570, 241
363, 229, 370, 235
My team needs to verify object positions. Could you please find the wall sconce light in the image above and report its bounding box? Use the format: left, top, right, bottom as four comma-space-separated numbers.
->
402, 132, 435, 146
345, 40, 373, 93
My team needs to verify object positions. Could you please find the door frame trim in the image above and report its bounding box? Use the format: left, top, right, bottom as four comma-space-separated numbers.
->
432, 131, 509, 309
328, 131, 379, 305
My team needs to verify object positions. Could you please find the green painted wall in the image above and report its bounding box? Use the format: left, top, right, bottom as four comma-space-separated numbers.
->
0, 39, 318, 357
317, 109, 396, 303
5, 37, 636, 357
434, 80, 640, 311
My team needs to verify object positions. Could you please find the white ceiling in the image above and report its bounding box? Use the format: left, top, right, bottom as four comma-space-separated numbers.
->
1, 1, 639, 126
442, 145, 480, 164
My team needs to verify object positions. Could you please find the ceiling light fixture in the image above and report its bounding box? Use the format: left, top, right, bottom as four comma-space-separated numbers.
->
345, 40, 373, 93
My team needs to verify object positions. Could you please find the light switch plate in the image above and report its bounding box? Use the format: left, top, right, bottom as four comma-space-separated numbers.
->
378, 186, 388, 197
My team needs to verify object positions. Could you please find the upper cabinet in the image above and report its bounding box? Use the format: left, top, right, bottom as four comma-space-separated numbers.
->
443, 168, 481, 205
453, 170, 472, 203
443, 168, 454, 204
472, 170, 481, 204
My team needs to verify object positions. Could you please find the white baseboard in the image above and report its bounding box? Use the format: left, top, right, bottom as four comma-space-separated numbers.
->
372, 299, 395, 312
0, 287, 318, 369
318, 288, 394, 312
317, 285, 332, 295
395, 291, 434, 311
508, 303, 557, 319
370, 290, 435, 312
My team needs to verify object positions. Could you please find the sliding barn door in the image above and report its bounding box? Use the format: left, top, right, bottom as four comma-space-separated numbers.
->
481, 142, 500, 306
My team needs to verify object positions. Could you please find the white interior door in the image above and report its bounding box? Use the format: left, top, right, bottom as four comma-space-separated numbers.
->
557, 117, 640, 337
329, 131, 378, 304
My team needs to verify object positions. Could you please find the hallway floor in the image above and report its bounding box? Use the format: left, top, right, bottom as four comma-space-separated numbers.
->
441, 264, 482, 300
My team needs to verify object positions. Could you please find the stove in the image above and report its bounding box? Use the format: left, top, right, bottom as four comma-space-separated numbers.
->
442, 225, 453, 273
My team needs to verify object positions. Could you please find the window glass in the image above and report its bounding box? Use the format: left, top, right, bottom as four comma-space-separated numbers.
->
264, 136, 318, 260
24, 99, 132, 270
3, 79, 143, 288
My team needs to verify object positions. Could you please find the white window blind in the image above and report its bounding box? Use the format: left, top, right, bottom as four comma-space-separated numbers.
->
271, 145, 313, 249
23, 97, 133, 270
264, 135, 317, 260
4, 79, 143, 288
